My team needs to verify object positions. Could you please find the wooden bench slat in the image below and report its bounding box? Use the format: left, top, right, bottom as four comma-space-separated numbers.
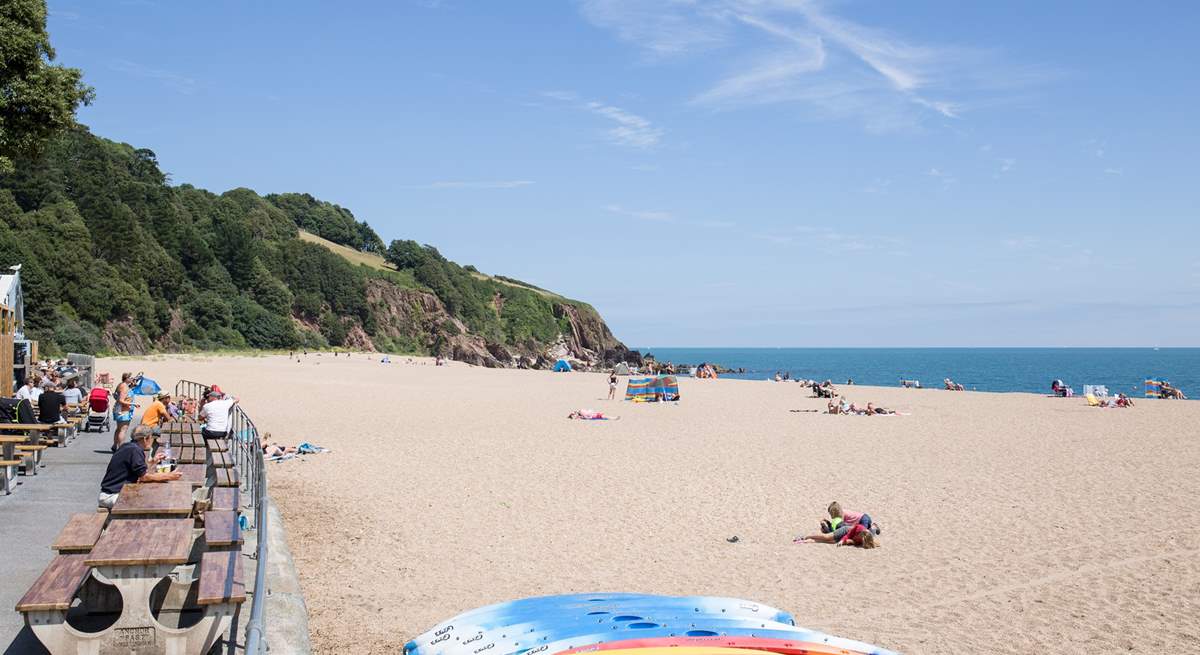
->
0, 459, 21, 467
52, 513, 109, 552
210, 451, 232, 468
203, 510, 242, 547
209, 487, 239, 512
214, 468, 239, 487
197, 551, 245, 606
15, 553, 91, 612
207, 439, 230, 452
177, 445, 203, 464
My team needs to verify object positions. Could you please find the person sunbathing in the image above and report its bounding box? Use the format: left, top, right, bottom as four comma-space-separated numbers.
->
260, 437, 297, 458
1116, 393, 1135, 407
567, 409, 617, 420
865, 402, 895, 415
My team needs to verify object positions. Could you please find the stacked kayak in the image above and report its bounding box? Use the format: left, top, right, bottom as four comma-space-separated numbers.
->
405, 594, 897, 655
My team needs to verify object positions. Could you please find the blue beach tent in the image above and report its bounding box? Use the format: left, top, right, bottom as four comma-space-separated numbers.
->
552, 359, 573, 372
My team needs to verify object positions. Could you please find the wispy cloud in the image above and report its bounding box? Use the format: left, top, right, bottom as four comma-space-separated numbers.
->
110, 59, 196, 94
858, 177, 892, 194
49, 9, 80, 20
605, 204, 736, 229
927, 167, 957, 186
543, 92, 662, 149
407, 180, 535, 189
756, 224, 906, 255
585, 101, 663, 148
1104, 167, 1123, 176
605, 204, 674, 222
581, 0, 1036, 131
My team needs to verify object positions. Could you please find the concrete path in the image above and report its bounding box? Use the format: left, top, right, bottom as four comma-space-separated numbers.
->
0, 424, 114, 654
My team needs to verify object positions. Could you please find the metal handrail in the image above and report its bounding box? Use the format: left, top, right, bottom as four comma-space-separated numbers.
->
175, 379, 269, 654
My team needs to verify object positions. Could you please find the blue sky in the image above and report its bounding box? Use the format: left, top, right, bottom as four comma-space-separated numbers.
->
47, 0, 1199, 347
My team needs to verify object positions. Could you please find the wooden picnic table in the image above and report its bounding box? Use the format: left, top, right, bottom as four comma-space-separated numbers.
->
109, 482, 195, 517
0, 434, 28, 494
176, 445, 204, 464
174, 463, 208, 488
18, 516, 240, 654
86, 517, 194, 567
167, 431, 203, 447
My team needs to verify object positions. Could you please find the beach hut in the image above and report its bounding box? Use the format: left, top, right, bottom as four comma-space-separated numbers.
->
552, 359, 573, 373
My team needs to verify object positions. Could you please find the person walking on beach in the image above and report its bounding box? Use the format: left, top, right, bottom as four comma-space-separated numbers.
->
608, 370, 618, 400
112, 372, 135, 451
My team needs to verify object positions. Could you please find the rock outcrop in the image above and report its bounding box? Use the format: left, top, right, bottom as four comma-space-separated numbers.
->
362, 278, 637, 369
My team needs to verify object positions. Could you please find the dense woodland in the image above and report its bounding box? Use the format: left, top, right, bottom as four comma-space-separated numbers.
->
0, 127, 588, 356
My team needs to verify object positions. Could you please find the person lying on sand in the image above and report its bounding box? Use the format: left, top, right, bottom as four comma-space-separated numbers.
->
794, 501, 881, 544
567, 409, 619, 420
795, 523, 878, 548
261, 436, 298, 458
864, 402, 895, 415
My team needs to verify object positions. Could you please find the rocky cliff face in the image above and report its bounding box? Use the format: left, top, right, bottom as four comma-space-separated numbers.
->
363, 279, 637, 369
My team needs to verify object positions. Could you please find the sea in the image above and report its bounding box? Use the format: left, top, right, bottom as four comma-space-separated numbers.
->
636, 348, 1199, 397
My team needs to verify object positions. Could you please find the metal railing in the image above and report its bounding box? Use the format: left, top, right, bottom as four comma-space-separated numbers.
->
175, 379, 269, 654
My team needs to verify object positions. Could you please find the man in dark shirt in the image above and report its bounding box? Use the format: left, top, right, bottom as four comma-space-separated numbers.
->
38, 384, 67, 424
98, 426, 181, 509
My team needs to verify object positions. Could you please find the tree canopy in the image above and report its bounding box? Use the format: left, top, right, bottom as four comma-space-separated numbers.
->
0, 0, 94, 172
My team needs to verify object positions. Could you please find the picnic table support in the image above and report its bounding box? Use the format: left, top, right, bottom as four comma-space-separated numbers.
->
24, 564, 238, 655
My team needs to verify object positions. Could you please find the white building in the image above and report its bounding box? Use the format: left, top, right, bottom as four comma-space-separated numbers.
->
0, 264, 23, 340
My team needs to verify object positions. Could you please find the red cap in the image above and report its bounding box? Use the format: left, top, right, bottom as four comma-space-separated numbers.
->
210, 384, 223, 394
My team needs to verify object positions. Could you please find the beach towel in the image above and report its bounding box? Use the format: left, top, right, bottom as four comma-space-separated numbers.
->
296, 441, 330, 454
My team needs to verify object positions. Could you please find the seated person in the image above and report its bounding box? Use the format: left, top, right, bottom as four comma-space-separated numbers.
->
1115, 393, 1134, 407
61, 378, 86, 407
37, 383, 67, 424
140, 392, 171, 436
98, 426, 181, 509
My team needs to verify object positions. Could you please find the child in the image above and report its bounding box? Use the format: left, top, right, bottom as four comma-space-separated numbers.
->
836, 522, 878, 548
827, 501, 881, 535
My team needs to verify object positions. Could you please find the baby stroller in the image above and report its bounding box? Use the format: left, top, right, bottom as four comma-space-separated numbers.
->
84, 387, 112, 433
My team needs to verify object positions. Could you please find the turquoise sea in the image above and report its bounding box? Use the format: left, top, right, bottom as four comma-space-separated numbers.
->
636, 348, 1198, 397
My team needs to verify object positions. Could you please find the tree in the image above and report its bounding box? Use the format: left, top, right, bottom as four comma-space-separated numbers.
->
0, 0, 94, 172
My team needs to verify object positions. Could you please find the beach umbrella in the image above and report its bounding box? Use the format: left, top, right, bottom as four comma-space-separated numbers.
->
129, 375, 162, 396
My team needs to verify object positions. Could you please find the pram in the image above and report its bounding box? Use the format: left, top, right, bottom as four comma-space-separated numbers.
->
84, 387, 112, 433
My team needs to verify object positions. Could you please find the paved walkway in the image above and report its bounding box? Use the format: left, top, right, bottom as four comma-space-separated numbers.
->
0, 424, 114, 654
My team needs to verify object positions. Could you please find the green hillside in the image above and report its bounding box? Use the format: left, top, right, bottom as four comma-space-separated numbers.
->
0, 127, 629, 365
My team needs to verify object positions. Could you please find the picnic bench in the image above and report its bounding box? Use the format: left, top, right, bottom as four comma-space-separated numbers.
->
110, 482, 196, 518
51, 513, 109, 553
17, 514, 245, 654
15, 390, 256, 653
0, 434, 27, 494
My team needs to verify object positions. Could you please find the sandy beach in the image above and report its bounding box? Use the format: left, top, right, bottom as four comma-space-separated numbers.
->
101, 354, 1200, 654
